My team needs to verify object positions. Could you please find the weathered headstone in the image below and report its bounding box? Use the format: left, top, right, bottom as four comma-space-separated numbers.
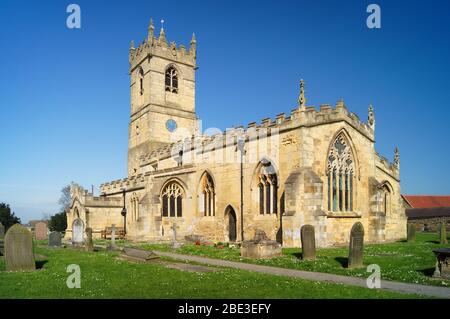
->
120, 247, 159, 262
407, 223, 415, 242
0, 222, 5, 238
4, 224, 36, 271
439, 222, 448, 245
72, 219, 84, 246
107, 224, 118, 251
171, 223, 182, 249
347, 222, 364, 268
48, 231, 62, 247
34, 222, 48, 241
300, 224, 316, 260
85, 227, 94, 252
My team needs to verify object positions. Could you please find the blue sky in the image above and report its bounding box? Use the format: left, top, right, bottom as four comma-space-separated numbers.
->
0, 0, 449, 223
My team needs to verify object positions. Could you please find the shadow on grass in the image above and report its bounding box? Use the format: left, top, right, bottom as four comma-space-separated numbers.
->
335, 257, 348, 268
35, 260, 48, 270
426, 240, 440, 244
291, 252, 302, 259
418, 267, 436, 277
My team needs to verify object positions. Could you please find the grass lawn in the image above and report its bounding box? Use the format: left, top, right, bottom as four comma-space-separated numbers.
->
0, 245, 425, 299
139, 232, 450, 287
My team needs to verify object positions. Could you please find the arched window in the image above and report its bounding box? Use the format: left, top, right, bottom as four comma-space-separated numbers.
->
257, 161, 278, 215
165, 66, 178, 93
327, 133, 355, 212
130, 193, 139, 221
378, 185, 391, 214
161, 182, 183, 217
201, 173, 215, 216
138, 68, 144, 95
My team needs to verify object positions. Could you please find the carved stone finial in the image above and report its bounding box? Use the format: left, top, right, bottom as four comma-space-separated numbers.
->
159, 20, 167, 46
130, 40, 135, 49
190, 33, 197, 60
336, 99, 345, 108
148, 18, 154, 43
394, 147, 400, 168
298, 79, 306, 109
368, 104, 375, 129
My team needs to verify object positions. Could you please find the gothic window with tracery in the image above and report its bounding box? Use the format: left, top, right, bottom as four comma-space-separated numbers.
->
201, 173, 215, 216
161, 182, 183, 217
257, 161, 278, 215
165, 66, 178, 93
327, 133, 355, 212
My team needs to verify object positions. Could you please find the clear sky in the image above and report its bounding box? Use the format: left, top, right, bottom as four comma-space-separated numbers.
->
1, 0, 449, 223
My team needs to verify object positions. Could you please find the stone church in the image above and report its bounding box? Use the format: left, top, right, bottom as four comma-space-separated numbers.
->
65, 21, 407, 247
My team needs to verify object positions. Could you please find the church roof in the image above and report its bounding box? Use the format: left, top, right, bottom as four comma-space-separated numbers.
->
402, 195, 450, 208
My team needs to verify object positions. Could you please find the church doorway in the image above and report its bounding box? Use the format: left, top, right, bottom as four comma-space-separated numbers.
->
225, 206, 237, 242
72, 219, 84, 245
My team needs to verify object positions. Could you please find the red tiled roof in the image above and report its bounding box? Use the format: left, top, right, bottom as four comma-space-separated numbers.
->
402, 195, 450, 208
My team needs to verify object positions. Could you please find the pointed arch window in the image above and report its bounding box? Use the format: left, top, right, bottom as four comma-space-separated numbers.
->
165, 66, 178, 93
130, 192, 139, 221
378, 185, 391, 215
258, 161, 278, 215
138, 67, 144, 95
201, 173, 215, 216
161, 182, 183, 217
327, 133, 355, 212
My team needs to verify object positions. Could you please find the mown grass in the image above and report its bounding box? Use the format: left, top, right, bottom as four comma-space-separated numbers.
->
0, 244, 426, 299
139, 232, 450, 287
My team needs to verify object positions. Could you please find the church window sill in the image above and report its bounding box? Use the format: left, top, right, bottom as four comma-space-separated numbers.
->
326, 211, 362, 218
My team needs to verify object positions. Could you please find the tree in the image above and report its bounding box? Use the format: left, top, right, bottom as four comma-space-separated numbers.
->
48, 212, 67, 232
58, 182, 81, 212
0, 203, 21, 230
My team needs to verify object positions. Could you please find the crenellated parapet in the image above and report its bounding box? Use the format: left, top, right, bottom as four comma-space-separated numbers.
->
100, 173, 147, 194
129, 18, 196, 71
375, 151, 400, 181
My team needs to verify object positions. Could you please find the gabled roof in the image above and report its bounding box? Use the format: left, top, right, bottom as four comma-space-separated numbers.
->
402, 195, 450, 208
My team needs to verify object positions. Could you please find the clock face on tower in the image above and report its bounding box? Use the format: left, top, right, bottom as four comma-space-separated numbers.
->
166, 119, 177, 132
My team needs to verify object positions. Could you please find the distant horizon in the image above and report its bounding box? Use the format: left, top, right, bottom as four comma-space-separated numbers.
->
1, 0, 449, 224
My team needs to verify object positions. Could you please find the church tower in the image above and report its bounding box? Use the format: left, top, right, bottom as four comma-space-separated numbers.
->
127, 19, 197, 175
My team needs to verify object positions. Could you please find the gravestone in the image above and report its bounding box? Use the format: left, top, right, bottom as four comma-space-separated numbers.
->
240, 229, 282, 259
120, 247, 159, 263
300, 225, 316, 260
439, 222, 448, 245
4, 224, 36, 271
347, 222, 364, 268
72, 219, 84, 246
0, 222, 5, 238
34, 222, 48, 241
48, 231, 62, 247
171, 223, 182, 249
407, 223, 415, 242
85, 227, 94, 252
107, 224, 119, 251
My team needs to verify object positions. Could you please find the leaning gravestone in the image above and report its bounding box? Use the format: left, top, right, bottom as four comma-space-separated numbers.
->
48, 231, 62, 247
439, 222, 448, 245
4, 224, 36, 271
347, 222, 364, 268
34, 222, 48, 241
85, 227, 94, 252
301, 224, 316, 260
407, 223, 415, 242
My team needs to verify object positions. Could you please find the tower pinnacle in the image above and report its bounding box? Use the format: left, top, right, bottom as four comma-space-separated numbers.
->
148, 18, 154, 43
298, 79, 306, 109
